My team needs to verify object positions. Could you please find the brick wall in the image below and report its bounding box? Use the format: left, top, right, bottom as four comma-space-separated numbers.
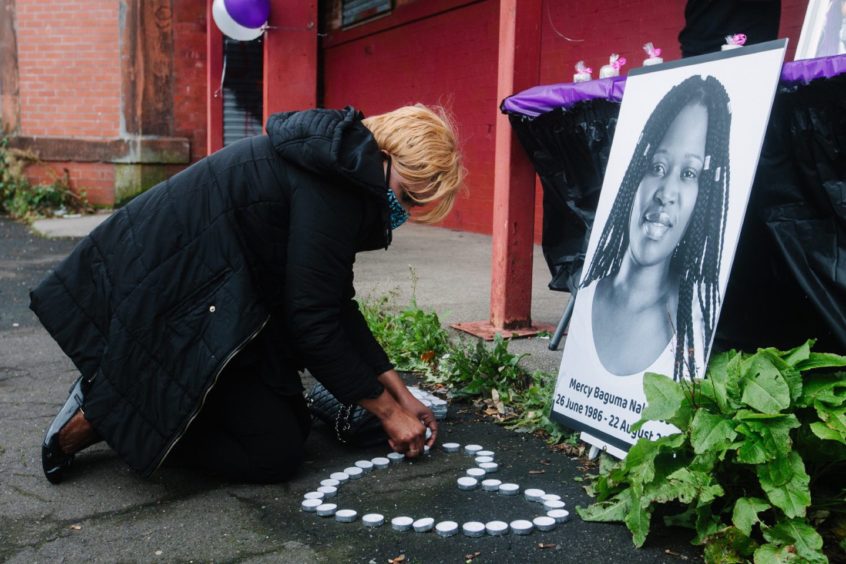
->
322, 0, 808, 240
16, 0, 121, 138
173, 0, 209, 161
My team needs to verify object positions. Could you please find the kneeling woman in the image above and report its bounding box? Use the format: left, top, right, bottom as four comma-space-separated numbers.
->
33, 105, 464, 484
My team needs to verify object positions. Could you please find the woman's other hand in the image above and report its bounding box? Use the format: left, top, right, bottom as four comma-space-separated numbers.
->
377, 369, 438, 447
358, 388, 427, 458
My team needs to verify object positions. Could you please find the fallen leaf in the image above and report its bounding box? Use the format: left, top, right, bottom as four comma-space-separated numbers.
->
463, 552, 481, 561
538, 543, 557, 549
663, 549, 689, 560
388, 555, 406, 564
69, 524, 82, 531
528, 470, 545, 475
420, 350, 435, 363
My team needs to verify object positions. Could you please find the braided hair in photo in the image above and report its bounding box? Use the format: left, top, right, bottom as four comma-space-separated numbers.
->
580, 74, 731, 381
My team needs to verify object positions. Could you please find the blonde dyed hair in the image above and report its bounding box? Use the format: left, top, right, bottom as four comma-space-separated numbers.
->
362, 104, 465, 224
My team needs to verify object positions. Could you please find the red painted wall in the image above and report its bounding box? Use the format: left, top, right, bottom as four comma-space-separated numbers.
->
323, 1, 500, 235
321, 0, 808, 240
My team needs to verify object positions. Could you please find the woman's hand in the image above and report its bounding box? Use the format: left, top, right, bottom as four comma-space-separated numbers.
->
377, 369, 438, 447
358, 388, 427, 458
395, 393, 438, 447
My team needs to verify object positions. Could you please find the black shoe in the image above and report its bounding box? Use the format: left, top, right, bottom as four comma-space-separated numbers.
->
42, 377, 84, 484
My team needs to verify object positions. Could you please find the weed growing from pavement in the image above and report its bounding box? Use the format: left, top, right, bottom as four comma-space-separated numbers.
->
361, 282, 575, 446
0, 137, 90, 220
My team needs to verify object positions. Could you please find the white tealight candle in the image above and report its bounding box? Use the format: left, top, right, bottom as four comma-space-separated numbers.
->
317, 486, 337, 498
547, 509, 570, 523
436, 520, 459, 537
362, 513, 385, 528
543, 499, 566, 511
329, 472, 349, 483
498, 483, 520, 496
466, 468, 486, 479
301, 499, 322, 512
485, 520, 509, 536
457, 476, 479, 490
479, 462, 498, 473
510, 519, 533, 535
475, 450, 495, 459
524, 488, 545, 502
371, 457, 390, 469
464, 444, 483, 456
316, 503, 337, 517
541, 494, 562, 503
413, 517, 435, 532
391, 516, 414, 531
320, 478, 340, 488
475, 456, 494, 464
303, 491, 324, 500
442, 442, 461, 453
355, 460, 374, 472
462, 521, 485, 537
533, 516, 557, 531
344, 467, 363, 479
481, 478, 502, 492
387, 452, 405, 463
335, 509, 358, 523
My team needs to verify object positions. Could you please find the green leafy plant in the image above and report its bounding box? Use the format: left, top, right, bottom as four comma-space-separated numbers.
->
0, 137, 89, 220
577, 341, 846, 562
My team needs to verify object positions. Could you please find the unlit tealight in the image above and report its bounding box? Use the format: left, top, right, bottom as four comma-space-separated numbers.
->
413, 517, 435, 532
362, 513, 385, 528
316, 486, 337, 498
547, 509, 570, 523
524, 488, 545, 502
335, 509, 358, 523
391, 516, 414, 531
498, 483, 520, 496
387, 452, 405, 463
301, 499, 322, 512
485, 520, 509, 536
354, 460, 373, 472
462, 521, 485, 537
436, 521, 459, 537
371, 457, 390, 469
510, 519, 533, 535
442, 442, 460, 453
316, 503, 337, 517
464, 444, 483, 456
329, 472, 349, 483
481, 478, 502, 492
457, 476, 478, 490
344, 467, 363, 479
533, 516, 557, 531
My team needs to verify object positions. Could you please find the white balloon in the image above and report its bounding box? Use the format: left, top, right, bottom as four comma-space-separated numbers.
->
212, 0, 265, 42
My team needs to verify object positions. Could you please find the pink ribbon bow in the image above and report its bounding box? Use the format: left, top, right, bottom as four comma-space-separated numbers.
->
726, 33, 747, 46
575, 61, 592, 74
611, 54, 626, 70
643, 42, 662, 58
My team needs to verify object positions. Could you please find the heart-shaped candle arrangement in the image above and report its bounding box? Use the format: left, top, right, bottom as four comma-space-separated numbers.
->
300, 442, 571, 538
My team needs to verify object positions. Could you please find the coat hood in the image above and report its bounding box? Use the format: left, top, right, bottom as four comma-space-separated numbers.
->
266, 107, 388, 201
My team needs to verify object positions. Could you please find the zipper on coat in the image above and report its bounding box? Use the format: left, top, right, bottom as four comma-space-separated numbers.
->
151, 314, 271, 474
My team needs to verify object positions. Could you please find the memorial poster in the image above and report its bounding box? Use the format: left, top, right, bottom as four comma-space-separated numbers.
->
550, 41, 788, 458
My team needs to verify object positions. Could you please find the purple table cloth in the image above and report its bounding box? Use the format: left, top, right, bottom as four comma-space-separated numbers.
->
502, 54, 846, 118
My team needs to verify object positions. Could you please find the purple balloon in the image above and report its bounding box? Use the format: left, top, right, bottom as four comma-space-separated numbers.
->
223, 0, 270, 29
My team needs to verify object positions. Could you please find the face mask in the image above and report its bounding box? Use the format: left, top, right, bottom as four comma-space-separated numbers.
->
384, 154, 409, 230
387, 188, 410, 230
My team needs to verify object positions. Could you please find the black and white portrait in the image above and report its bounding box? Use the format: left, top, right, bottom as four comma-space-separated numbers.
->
551, 43, 787, 457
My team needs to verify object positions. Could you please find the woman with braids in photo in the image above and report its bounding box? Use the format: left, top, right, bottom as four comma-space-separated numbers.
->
577, 74, 731, 381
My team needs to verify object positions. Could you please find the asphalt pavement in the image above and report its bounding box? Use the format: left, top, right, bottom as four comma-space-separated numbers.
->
0, 214, 699, 563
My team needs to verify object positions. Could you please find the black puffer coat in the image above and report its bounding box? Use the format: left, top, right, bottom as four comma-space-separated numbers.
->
30, 107, 395, 476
